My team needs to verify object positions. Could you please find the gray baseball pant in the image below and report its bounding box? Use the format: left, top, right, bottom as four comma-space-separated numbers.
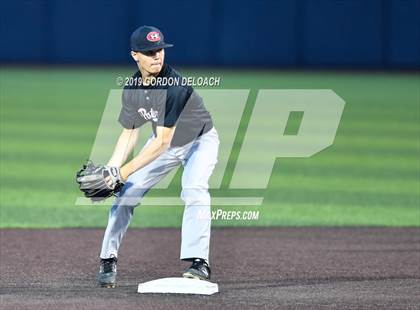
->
100, 127, 219, 262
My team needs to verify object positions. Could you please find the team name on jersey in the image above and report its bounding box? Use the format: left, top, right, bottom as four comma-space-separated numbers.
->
138, 107, 158, 122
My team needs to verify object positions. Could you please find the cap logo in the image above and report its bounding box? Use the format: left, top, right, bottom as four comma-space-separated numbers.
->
146, 31, 161, 42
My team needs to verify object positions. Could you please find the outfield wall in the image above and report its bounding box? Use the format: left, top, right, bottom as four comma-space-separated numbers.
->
1, 0, 419, 68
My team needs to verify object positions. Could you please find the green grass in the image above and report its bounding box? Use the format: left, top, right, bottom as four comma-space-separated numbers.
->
1, 67, 419, 227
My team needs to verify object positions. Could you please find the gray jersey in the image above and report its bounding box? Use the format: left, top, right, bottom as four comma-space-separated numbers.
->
118, 64, 213, 147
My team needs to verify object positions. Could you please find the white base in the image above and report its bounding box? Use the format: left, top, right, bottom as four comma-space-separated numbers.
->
137, 277, 219, 295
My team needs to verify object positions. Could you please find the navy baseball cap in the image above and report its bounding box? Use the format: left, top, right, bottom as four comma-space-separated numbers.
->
130, 25, 173, 52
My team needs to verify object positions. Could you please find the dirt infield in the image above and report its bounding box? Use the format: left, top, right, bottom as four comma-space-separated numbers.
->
1, 227, 419, 309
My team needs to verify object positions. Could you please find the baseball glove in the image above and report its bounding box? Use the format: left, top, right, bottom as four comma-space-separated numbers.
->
76, 161, 124, 201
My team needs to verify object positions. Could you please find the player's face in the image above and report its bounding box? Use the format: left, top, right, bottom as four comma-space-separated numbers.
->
133, 49, 165, 75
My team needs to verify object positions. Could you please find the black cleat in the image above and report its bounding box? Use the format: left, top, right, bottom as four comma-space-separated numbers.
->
97, 257, 117, 288
183, 258, 211, 281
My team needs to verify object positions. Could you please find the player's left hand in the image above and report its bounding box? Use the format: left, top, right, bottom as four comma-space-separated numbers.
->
76, 161, 124, 202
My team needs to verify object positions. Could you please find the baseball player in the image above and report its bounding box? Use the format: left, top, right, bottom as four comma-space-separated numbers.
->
87, 25, 219, 288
